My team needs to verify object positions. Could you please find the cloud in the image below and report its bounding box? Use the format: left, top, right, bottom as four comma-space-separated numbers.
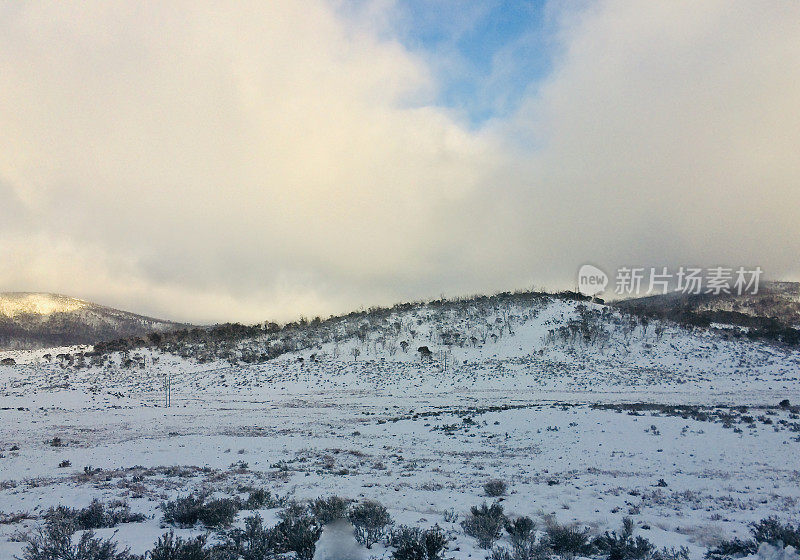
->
492, 0, 800, 283
0, 1, 501, 322
0, 1, 798, 323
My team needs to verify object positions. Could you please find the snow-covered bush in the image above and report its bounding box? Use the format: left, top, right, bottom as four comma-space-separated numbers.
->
543, 517, 593, 557
750, 518, 800, 550
706, 517, 800, 560
20, 517, 134, 560
161, 493, 205, 527
270, 515, 322, 560
45, 500, 145, 531
484, 479, 509, 497
239, 487, 279, 510
506, 516, 537, 550
592, 518, 654, 560
277, 500, 310, 522
197, 498, 238, 528
161, 493, 238, 528
148, 531, 211, 560
389, 524, 448, 560
490, 547, 515, 560
490, 542, 552, 560
743, 543, 799, 560
310, 496, 350, 525
462, 502, 507, 549
653, 547, 690, 560
218, 514, 273, 560
218, 511, 322, 560
348, 499, 392, 549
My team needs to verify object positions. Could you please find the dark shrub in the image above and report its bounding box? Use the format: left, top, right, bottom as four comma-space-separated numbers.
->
349, 500, 392, 549
148, 531, 212, 560
162, 494, 206, 527
390, 525, 448, 560
162, 494, 238, 528
240, 488, 277, 510
484, 479, 508, 497
310, 496, 350, 525
706, 517, 800, 560
490, 542, 552, 560
493, 514, 548, 560
506, 516, 536, 549
421, 528, 448, 560
197, 498, 238, 528
45, 500, 145, 531
462, 502, 506, 549
653, 547, 690, 560
592, 518, 654, 560
21, 517, 134, 560
278, 500, 309, 522
387, 525, 421, 548
544, 518, 593, 557
490, 548, 515, 560
71, 533, 135, 560
219, 512, 321, 560
270, 516, 322, 560
704, 539, 756, 560
0, 511, 32, 525
750, 517, 800, 548
220, 514, 274, 560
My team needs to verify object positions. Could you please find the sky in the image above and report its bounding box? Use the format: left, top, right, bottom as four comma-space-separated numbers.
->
1, 0, 799, 324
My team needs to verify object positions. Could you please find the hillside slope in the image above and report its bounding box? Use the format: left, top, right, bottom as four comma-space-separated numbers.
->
1, 296, 798, 560
4, 291, 798, 404
0, 292, 187, 350
614, 281, 800, 325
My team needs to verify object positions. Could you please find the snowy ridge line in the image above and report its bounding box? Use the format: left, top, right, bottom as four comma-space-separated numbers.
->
1, 295, 798, 405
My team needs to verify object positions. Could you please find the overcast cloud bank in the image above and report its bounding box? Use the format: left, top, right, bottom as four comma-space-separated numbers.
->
1, 1, 798, 323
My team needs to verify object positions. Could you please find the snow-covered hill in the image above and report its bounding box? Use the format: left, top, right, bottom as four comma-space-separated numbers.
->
4, 292, 798, 403
1, 292, 799, 559
0, 292, 187, 351
615, 281, 800, 331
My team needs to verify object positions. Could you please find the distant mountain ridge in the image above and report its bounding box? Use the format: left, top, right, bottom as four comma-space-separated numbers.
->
17, 289, 796, 397
614, 281, 800, 344
0, 292, 187, 350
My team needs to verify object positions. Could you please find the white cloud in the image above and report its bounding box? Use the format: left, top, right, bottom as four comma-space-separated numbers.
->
1, 1, 798, 323
484, 0, 800, 286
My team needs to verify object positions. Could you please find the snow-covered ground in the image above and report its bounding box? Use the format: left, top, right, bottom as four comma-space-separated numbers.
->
1, 297, 798, 558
